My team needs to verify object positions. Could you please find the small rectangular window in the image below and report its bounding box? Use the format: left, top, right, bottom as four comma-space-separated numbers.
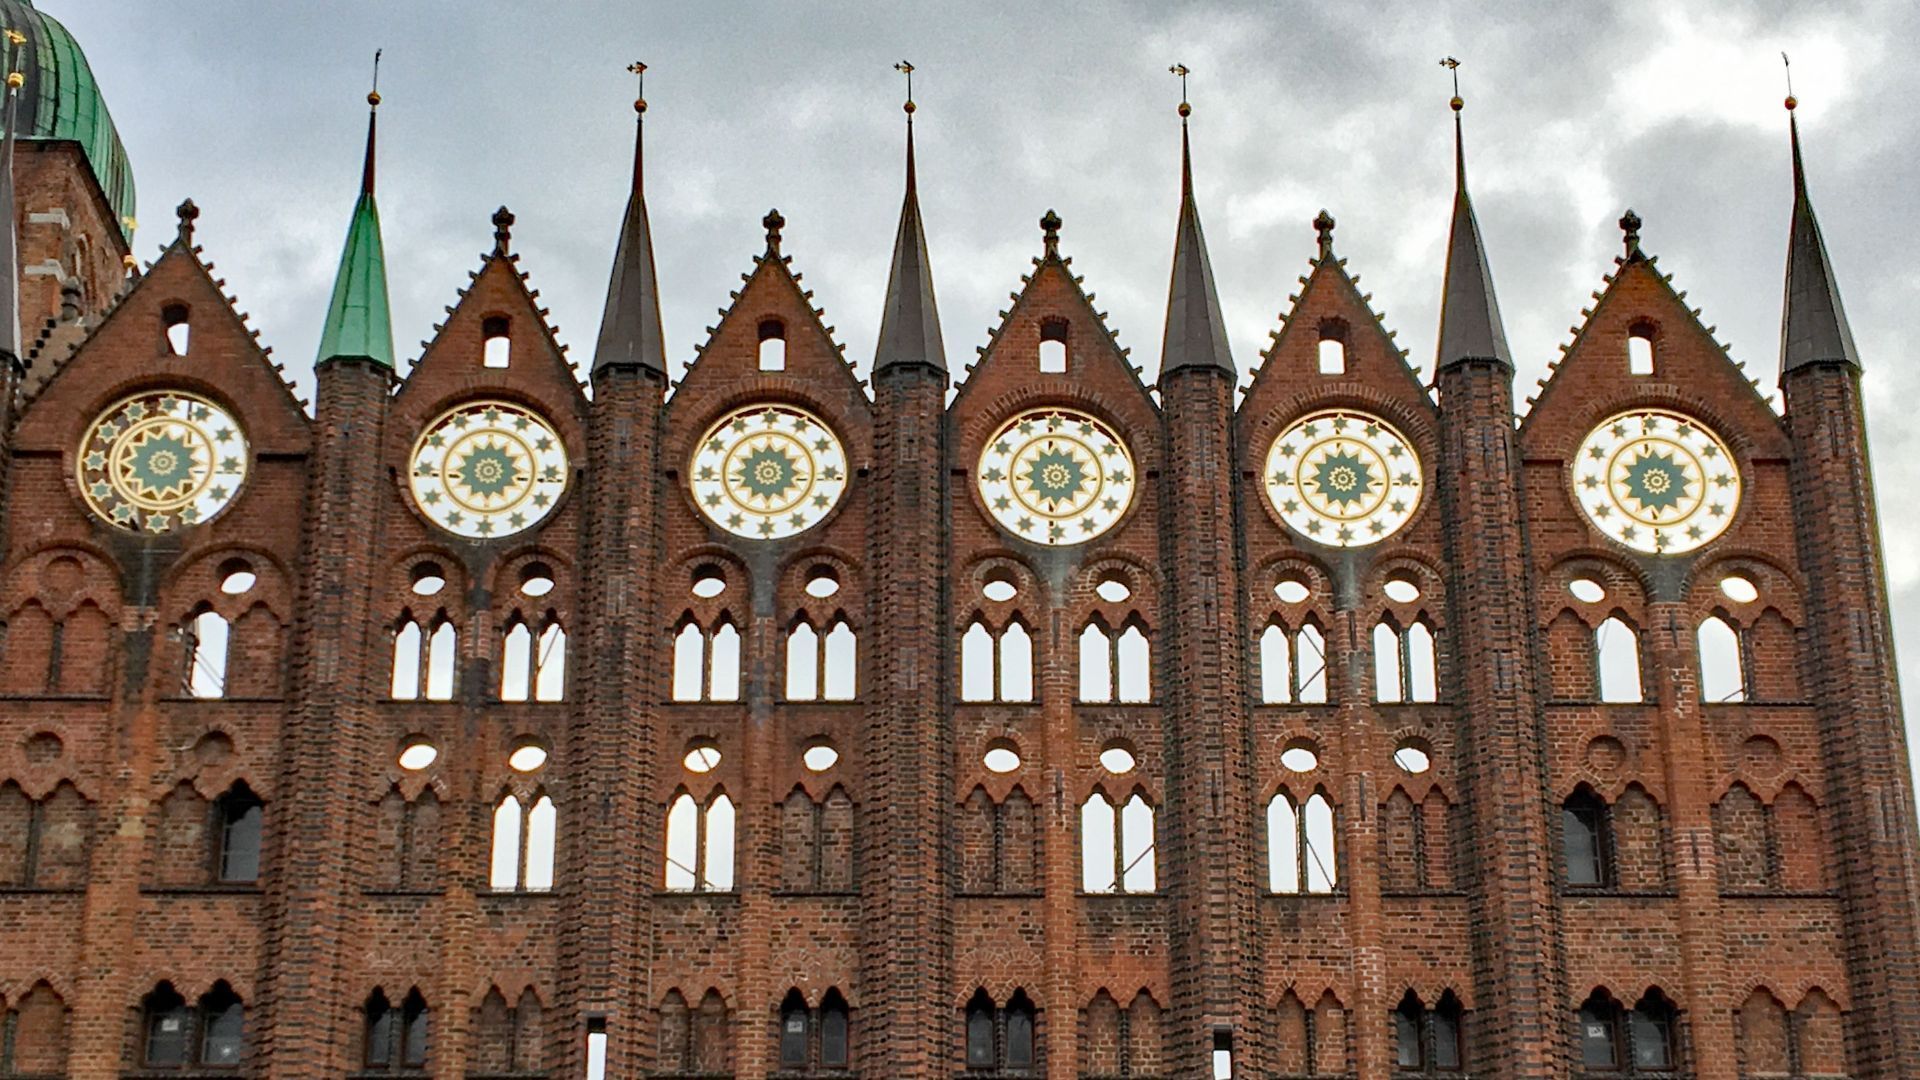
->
482, 316, 512, 368
1317, 338, 1345, 374
1628, 333, 1654, 375
1039, 319, 1069, 373
586, 1023, 608, 1080
759, 319, 787, 371
1213, 1031, 1234, 1078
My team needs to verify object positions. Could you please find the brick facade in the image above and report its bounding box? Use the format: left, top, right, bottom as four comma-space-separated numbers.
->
0, 96, 1918, 1080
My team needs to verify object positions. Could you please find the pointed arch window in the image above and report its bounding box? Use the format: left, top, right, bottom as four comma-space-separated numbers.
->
664, 791, 736, 892
786, 617, 859, 701
1079, 618, 1152, 703
1268, 790, 1338, 894
965, 989, 1036, 1072
777, 988, 851, 1071
391, 612, 457, 701
140, 982, 246, 1068
364, 988, 430, 1071
489, 791, 556, 891
962, 618, 1034, 703
1696, 615, 1745, 703
1080, 790, 1157, 894
1576, 989, 1676, 1074
184, 607, 230, 698
673, 618, 742, 702
1, 780, 92, 888
501, 614, 567, 701
1394, 990, 1464, 1073
1374, 618, 1438, 704
216, 783, 264, 883
1562, 787, 1611, 887
1594, 616, 1643, 703
1260, 621, 1328, 704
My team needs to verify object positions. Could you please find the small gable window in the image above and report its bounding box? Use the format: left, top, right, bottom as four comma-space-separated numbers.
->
1627, 323, 1655, 375
163, 303, 191, 355
482, 316, 511, 368
1038, 317, 1069, 373
758, 319, 787, 371
1317, 320, 1346, 375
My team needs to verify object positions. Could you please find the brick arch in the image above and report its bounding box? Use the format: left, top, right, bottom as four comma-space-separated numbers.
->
1237, 382, 1440, 455
952, 386, 1164, 474
1522, 379, 1790, 464
1068, 552, 1162, 630
1, 541, 123, 614
1540, 552, 1650, 627
663, 377, 874, 467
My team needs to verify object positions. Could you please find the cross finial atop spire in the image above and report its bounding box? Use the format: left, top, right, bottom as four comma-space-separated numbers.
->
492, 205, 514, 255
1619, 208, 1642, 258
176, 198, 200, 245
1040, 209, 1062, 259
1314, 209, 1335, 259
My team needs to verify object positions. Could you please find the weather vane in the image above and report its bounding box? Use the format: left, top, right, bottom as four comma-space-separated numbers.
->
1781, 52, 1797, 109
5, 27, 24, 91
1440, 56, 1460, 92
894, 60, 914, 111
1169, 63, 1190, 108
369, 48, 382, 105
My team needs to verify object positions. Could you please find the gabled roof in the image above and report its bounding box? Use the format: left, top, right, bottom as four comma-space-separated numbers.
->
1779, 106, 1859, 376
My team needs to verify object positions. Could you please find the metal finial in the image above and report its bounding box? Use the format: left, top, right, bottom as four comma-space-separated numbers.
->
368, 49, 382, 107
1619, 208, 1642, 255
176, 198, 200, 244
1781, 52, 1796, 110
1440, 55, 1462, 111
629, 60, 647, 113
492, 205, 514, 255
1313, 208, 1335, 259
1169, 63, 1191, 118
4, 28, 22, 91
1040, 209, 1061, 258
764, 207, 785, 253
895, 60, 915, 114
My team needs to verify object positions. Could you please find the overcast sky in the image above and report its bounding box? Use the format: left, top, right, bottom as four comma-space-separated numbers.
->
43, 0, 1920, 773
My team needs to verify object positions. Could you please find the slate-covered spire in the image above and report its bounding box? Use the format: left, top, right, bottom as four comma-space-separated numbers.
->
1434, 80, 1512, 372
872, 62, 945, 374
1779, 96, 1860, 375
592, 62, 668, 376
0, 31, 23, 367
1158, 69, 1234, 377
316, 54, 395, 368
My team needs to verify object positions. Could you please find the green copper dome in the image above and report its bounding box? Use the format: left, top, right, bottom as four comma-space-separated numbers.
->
0, 1, 135, 240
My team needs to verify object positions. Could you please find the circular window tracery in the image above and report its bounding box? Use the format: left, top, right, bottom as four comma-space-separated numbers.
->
1571, 408, 1742, 556
409, 400, 570, 539
976, 407, 1137, 546
78, 390, 250, 533
690, 404, 849, 540
1263, 409, 1422, 547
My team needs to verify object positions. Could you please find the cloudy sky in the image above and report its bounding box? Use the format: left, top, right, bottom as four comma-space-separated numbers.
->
44, 0, 1920, 764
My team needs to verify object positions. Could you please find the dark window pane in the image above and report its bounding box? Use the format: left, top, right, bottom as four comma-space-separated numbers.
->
1394, 1006, 1422, 1068
365, 1008, 394, 1067
146, 1005, 191, 1066
966, 1007, 994, 1068
220, 803, 262, 883
1563, 805, 1604, 885
1432, 1010, 1462, 1070
821, 1005, 848, 1067
1578, 1006, 1618, 1068
1629, 1008, 1671, 1068
403, 1005, 429, 1067
202, 1000, 245, 1065
1005, 1008, 1033, 1069
780, 1006, 808, 1068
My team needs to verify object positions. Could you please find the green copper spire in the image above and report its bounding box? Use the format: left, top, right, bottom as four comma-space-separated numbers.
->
317, 56, 394, 368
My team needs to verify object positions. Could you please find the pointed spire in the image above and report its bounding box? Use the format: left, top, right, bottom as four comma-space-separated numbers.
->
316, 52, 395, 368
0, 29, 26, 367
1434, 63, 1513, 372
1779, 90, 1860, 374
873, 60, 946, 374
1158, 65, 1233, 376
592, 61, 668, 376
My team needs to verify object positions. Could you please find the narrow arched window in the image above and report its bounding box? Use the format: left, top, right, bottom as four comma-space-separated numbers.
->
1038, 318, 1068, 373
1081, 792, 1117, 893
672, 623, 705, 702
1696, 615, 1745, 703
702, 794, 736, 891
1577, 992, 1623, 1070
1261, 624, 1292, 703
1406, 622, 1437, 702
1005, 992, 1036, 1069
786, 622, 820, 700
966, 992, 996, 1069
821, 990, 850, 1067
961, 621, 995, 702
1563, 788, 1610, 887
1296, 623, 1328, 703
708, 623, 741, 701
1374, 621, 1403, 703
1317, 322, 1346, 374
779, 991, 809, 1069
1627, 325, 1655, 375
664, 791, 735, 892
483, 315, 512, 368
163, 303, 191, 355
535, 621, 566, 701
185, 608, 230, 698
198, 984, 246, 1066
664, 793, 698, 891
1303, 792, 1337, 893
142, 984, 192, 1067
524, 794, 556, 890
758, 319, 787, 371
1268, 793, 1300, 894
999, 622, 1033, 702
1628, 991, 1676, 1069
217, 784, 263, 883
1079, 622, 1113, 703
1116, 624, 1150, 702
426, 618, 458, 701
391, 618, 422, 700
1595, 616, 1642, 703
1120, 793, 1157, 892
490, 794, 524, 889
823, 620, 857, 700
501, 620, 533, 702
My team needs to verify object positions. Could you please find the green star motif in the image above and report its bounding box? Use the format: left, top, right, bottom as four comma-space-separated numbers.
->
1621, 449, 1688, 513
128, 431, 197, 496
734, 444, 800, 500
1309, 448, 1374, 508
459, 445, 519, 498
1024, 448, 1087, 504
